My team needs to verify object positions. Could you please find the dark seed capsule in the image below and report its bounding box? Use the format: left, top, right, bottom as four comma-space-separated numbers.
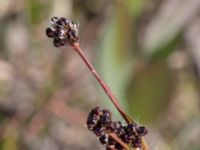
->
54, 28, 61, 38
100, 115, 111, 125
86, 118, 96, 130
53, 39, 65, 47
87, 124, 94, 131
64, 19, 70, 25
46, 27, 55, 38
55, 19, 62, 26
118, 126, 126, 137
57, 30, 66, 40
136, 126, 148, 136
106, 122, 115, 132
132, 137, 142, 148
113, 122, 125, 136
53, 39, 61, 47
113, 121, 122, 129
103, 109, 111, 119
53, 29, 66, 41
51, 17, 59, 23
59, 17, 68, 26
127, 123, 137, 136
126, 134, 134, 141
91, 113, 100, 121
67, 30, 79, 43
99, 134, 109, 145
121, 134, 132, 144
93, 125, 105, 136
90, 106, 103, 117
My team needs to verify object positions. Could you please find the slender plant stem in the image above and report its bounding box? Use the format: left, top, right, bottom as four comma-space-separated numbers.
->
71, 43, 133, 124
109, 133, 130, 150
70, 43, 149, 150
141, 138, 150, 150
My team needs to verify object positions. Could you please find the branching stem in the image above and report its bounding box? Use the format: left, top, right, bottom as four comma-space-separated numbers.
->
70, 42, 149, 150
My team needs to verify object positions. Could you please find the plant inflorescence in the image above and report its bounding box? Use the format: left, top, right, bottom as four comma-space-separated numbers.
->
87, 106, 147, 149
46, 17, 149, 150
46, 17, 79, 47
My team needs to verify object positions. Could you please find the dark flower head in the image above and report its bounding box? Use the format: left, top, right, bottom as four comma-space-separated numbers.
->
46, 17, 79, 47
136, 126, 148, 136
86, 106, 148, 149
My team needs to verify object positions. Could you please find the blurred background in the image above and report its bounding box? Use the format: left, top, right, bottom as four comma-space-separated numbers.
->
0, 0, 200, 150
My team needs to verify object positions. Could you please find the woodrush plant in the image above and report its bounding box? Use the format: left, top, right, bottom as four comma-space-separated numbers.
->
46, 17, 149, 150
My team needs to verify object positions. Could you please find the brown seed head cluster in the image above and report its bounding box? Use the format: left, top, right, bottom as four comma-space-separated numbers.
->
87, 106, 148, 150
46, 17, 79, 47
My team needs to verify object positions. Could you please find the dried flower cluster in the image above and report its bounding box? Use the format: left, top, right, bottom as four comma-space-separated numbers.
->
87, 106, 148, 150
45, 17, 149, 150
46, 17, 79, 47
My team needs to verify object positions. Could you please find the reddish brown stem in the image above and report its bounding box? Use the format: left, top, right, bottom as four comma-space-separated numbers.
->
109, 132, 130, 150
71, 43, 133, 124
70, 43, 149, 150
141, 138, 150, 150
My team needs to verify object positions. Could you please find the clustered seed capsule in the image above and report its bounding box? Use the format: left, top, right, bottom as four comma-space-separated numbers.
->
46, 17, 79, 47
87, 106, 148, 150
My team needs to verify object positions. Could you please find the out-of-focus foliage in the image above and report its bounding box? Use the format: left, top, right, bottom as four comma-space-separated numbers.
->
0, 0, 200, 150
